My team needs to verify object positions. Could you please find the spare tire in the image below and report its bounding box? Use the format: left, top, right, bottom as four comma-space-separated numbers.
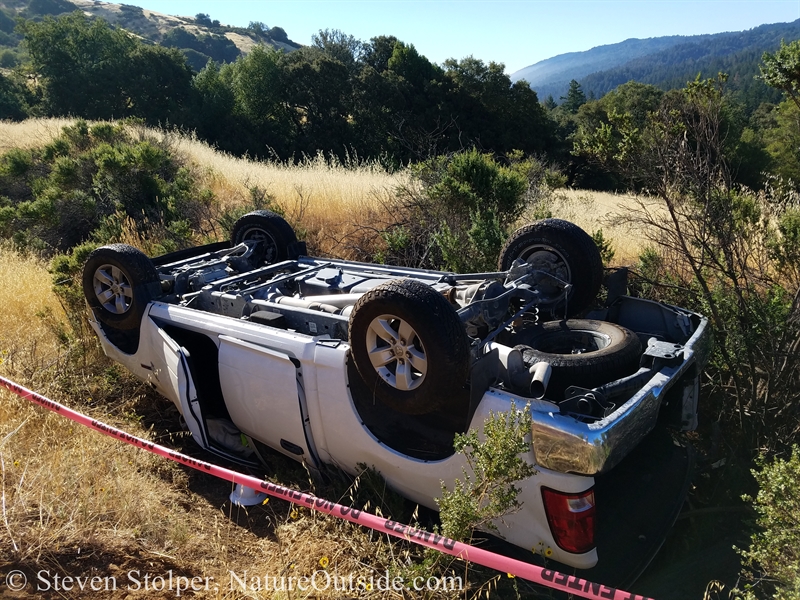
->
82, 244, 161, 331
516, 319, 642, 401
230, 210, 298, 264
498, 219, 603, 318
348, 279, 470, 415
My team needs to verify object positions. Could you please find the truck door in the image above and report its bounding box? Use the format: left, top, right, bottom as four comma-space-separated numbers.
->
145, 326, 210, 449
145, 324, 258, 465
217, 335, 315, 463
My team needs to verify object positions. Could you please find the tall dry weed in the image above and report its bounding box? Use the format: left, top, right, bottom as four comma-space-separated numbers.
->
0, 119, 651, 264
540, 189, 658, 265
0, 246, 66, 384
181, 147, 412, 259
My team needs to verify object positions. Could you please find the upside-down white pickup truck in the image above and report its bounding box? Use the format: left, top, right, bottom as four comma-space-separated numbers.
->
82, 212, 710, 586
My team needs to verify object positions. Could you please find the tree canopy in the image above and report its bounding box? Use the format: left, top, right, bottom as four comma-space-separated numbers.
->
20, 13, 193, 122
8, 13, 799, 192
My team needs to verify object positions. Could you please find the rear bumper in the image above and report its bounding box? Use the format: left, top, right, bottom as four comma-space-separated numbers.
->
486, 426, 694, 588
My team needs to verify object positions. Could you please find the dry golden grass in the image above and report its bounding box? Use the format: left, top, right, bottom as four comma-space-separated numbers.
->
540, 189, 659, 265
176, 141, 412, 258
0, 118, 73, 151
0, 249, 201, 591
0, 247, 65, 356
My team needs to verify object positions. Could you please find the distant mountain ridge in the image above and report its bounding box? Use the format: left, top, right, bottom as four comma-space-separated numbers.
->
511, 35, 709, 88
512, 20, 800, 102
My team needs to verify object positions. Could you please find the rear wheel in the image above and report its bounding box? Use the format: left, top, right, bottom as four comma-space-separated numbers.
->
499, 219, 603, 318
230, 210, 297, 264
348, 279, 470, 415
82, 244, 161, 331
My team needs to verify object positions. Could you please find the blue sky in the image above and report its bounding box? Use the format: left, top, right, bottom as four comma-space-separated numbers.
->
118, 0, 800, 74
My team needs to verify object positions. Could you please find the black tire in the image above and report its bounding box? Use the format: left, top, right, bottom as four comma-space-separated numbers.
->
82, 244, 162, 331
498, 219, 603, 318
348, 279, 471, 415
516, 319, 642, 400
230, 210, 298, 264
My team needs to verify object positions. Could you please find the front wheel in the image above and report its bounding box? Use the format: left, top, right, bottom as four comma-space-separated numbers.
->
348, 279, 470, 415
498, 219, 603, 318
82, 244, 162, 331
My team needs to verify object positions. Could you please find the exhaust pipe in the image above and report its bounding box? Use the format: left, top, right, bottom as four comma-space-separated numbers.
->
484, 342, 552, 400
528, 362, 552, 400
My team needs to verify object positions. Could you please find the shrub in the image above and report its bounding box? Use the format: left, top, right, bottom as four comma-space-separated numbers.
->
385, 149, 561, 272
27, 0, 77, 16
736, 447, 800, 599
591, 228, 615, 267
0, 72, 29, 121
0, 120, 215, 253
0, 50, 18, 68
50, 240, 100, 340
437, 403, 536, 542
577, 75, 800, 452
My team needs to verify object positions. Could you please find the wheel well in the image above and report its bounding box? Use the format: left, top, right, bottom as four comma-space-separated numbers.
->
346, 357, 470, 460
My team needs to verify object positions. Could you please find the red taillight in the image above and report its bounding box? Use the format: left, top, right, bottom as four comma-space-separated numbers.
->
541, 487, 596, 554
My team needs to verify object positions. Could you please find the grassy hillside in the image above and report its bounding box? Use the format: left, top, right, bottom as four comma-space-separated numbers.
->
0, 0, 301, 71
0, 118, 646, 263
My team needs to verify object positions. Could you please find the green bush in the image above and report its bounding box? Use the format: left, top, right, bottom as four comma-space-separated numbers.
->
0, 120, 215, 253
50, 240, 101, 339
590, 228, 615, 267
0, 50, 18, 68
437, 403, 535, 542
737, 447, 800, 599
0, 73, 29, 121
388, 149, 560, 272
424, 149, 527, 221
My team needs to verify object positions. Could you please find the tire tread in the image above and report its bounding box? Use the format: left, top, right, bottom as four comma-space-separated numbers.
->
82, 244, 160, 331
231, 210, 297, 263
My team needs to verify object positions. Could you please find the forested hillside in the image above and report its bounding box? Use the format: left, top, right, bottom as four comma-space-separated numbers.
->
511, 34, 703, 91
579, 19, 800, 109
514, 19, 800, 106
